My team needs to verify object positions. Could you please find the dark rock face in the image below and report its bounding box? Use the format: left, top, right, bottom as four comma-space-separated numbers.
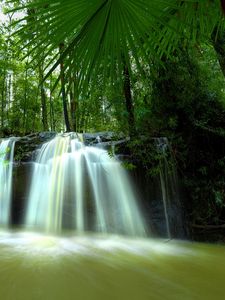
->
83, 132, 126, 145
12, 163, 33, 226
14, 132, 57, 162
131, 168, 186, 239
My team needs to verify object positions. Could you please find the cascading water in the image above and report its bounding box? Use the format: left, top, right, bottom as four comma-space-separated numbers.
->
0, 138, 16, 227
155, 137, 183, 238
0, 134, 224, 300
155, 137, 172, 238
25, 135, 146, 236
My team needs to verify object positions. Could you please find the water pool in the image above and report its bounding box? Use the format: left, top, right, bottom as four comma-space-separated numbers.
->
0, 232, 224, 300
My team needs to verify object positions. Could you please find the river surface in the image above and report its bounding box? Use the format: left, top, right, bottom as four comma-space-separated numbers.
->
0, 231, 224, 300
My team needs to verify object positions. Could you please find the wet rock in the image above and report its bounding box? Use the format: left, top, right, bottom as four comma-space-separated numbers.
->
14, 132, 57, 162
12, 162, 33, 225
83, 132, 126, 145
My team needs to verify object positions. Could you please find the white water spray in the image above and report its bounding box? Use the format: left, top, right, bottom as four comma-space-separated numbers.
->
25, 135, 146, 236
0, 138, 16, 227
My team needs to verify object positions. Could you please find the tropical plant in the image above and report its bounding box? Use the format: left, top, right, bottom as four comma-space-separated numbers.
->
8, 0, 224, 94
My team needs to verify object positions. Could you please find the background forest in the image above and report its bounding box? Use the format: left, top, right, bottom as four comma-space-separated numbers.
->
1, 0, 225, 241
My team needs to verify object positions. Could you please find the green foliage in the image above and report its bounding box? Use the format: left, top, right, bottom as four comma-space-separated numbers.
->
121, 161, 136, 171
1, 0, 224, 136
146, 47, 225, 228
7, 0, 224, 95
7, 0, 174, 92
127, 137, 174, 178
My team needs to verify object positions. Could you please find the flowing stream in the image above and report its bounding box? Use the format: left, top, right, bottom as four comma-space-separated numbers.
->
0, 138, 16, 227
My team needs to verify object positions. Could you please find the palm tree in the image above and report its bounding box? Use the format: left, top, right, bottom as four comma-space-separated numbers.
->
7, 0, 224, 131
8, 0, 222, 88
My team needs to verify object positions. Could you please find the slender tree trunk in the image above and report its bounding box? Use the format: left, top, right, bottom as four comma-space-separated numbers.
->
70, 90, 77, 132
211, 27, 225, 77
6, 72, 11, 124
38, 64, 48, 131
59, 43, 71, 132
123, 64, 136, 137
1, 72, 6, 129
69, 75, 78, 132
221, 0, 225, 14
49, 74, 55, 131
23, 64, 28, 133
79, 101, 88, 133
32, 86, 40, 131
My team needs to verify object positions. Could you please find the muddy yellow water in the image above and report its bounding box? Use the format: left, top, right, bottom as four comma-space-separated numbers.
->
0, 232, 224, 300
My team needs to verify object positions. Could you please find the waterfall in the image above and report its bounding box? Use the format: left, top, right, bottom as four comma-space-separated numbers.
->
25, 135, 146, 236
0, 138, 16, 227
155, 137, 182, 238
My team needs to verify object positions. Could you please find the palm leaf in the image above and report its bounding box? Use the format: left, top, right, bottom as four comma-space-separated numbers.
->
7, 0, 224, 93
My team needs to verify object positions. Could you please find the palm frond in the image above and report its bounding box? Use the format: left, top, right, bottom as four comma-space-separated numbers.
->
7, 0, 224, 92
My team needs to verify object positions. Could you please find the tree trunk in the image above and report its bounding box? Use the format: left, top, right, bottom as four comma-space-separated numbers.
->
69, 75, 78, 132
59, 43, 71, 132
23, 63, 28, 133
49, 74, 55, 131
123, 64, 136, 137
211, 27, 225, 78
70, 90, 77, 132
38, 64, 48, 131
1, 72, 6, 129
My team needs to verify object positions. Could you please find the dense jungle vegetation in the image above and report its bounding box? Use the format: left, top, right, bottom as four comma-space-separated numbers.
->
1, 0, 225, 241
